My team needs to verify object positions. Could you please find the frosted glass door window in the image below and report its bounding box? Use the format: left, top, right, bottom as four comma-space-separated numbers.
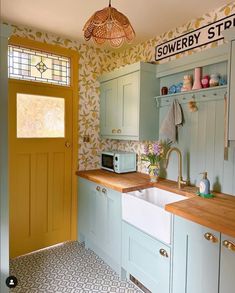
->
17, 93, 65, 138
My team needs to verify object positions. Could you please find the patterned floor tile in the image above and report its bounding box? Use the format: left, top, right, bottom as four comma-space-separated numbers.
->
10, 241, 143, 293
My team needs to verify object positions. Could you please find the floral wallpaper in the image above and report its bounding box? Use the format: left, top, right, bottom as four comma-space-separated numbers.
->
5, 1, 235, 173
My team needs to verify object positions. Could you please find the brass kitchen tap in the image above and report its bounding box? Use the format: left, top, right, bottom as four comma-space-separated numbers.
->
165, 147, 187, 189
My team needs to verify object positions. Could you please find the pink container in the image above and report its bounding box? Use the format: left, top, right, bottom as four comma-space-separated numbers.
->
201, 75, 210, 88
192, 67, 202, 90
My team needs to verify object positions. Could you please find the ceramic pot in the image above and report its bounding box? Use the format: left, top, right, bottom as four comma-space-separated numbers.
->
209, 74, 220, 87
161, 86, 168, 95
192, 67, 202, 90
201, 75, 210, 88
148, 165, 159, 182
181, 75, 192, 92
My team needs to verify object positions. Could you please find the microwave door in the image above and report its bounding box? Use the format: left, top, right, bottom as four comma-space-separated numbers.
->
102, 154, 114, 171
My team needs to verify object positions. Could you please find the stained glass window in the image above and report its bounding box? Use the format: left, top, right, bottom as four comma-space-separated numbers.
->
8, 45, 70, 86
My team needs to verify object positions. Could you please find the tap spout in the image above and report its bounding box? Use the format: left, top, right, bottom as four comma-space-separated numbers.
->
165, 147, 187, 189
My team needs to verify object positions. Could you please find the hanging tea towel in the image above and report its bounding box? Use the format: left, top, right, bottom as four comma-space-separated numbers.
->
160, 99, 183, 143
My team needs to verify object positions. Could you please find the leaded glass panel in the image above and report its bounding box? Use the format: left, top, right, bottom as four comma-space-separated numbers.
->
8, 45, 70, 86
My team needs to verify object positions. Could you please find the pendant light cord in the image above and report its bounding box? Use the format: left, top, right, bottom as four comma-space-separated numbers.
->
109, 0, 111, 7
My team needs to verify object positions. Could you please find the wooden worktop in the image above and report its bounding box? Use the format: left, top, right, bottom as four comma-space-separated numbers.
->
76, 169, 155, 193
76, 169, 235, 238
165, 193, 235, 238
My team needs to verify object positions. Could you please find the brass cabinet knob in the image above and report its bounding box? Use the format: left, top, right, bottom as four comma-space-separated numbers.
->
159, 248, 169, 258
96, 186, 101, 192
117, 129, 121, 133
223, 240, 235, 251
102, 188, 107, 194
65, 141, 71, 148
204, 232, 218, 243
112, 129, 117, 134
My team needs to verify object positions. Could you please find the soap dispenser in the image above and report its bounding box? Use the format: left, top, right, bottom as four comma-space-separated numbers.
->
199, 172, 210, 195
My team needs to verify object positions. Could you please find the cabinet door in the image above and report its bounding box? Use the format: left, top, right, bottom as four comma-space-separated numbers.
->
100, 79, 118, 136
118, 72, 139, 137
173, 216, 220, 293
88, 185, 107, 247
122, 221, 170, 293
220, 234, 235, 293
78, 177, 93, 242
105, 188, 122, 265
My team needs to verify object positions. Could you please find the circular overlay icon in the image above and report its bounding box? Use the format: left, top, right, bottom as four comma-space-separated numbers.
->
6, 276, 18, 288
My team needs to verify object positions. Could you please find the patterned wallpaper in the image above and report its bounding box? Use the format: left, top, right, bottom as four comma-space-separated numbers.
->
6, 1, 235, 173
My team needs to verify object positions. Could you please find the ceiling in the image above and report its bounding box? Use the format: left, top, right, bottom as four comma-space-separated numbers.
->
1, 0, 230, 49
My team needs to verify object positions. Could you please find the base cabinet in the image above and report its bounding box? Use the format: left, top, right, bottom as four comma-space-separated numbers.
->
122, 221, 170, 293
78, 177, 122, 274
173, 216, 235, 293
220, 234, 235, 293
172, 216, 220, 293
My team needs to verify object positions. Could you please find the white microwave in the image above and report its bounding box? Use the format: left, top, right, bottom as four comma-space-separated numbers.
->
101, 151, 137, 173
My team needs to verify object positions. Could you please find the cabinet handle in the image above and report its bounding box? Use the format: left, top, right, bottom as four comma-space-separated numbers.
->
223, 240, 235, 251
204, 232, 218, 243
117, 129, 121, 134
96, 186, 101, 192
112, 129, 117, 134
102, 188, 107, 194
159, 248, 168, 258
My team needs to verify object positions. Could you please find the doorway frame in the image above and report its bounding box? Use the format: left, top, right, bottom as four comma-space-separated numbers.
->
9, 36, 79, 241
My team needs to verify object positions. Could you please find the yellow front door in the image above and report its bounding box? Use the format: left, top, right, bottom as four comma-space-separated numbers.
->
9, 79, 73, 258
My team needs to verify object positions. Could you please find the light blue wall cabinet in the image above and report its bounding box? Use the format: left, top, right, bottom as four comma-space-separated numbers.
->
172, 216, 220, 293
99, 62, 159, 140
78, 177, 122, 274
219, 234, 235, 293
122, 221, 171, 293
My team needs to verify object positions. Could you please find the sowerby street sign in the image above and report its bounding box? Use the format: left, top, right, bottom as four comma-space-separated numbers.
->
155, 14, 235, 61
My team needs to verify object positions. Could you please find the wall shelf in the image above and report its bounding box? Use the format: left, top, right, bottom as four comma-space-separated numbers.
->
155, 85, 227, 107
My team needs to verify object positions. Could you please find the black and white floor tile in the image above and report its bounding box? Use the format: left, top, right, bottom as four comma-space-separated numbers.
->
10, 241, 143, 293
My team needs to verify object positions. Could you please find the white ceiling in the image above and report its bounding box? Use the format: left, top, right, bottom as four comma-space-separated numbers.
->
1, 0, 230, 48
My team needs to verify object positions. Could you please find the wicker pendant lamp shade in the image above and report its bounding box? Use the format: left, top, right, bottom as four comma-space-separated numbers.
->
83, 0, 135, 48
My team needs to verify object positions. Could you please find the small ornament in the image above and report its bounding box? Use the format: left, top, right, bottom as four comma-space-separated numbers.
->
181, 75, 192, 92
175, 82, 183, 93
219, 75, 227, 86
192, 67, 202, 90
169, 84, 176, 94
209, 74, 220, 87
161, 86, 168, 95
188, 96, 198, 112
201, 75, 210, 88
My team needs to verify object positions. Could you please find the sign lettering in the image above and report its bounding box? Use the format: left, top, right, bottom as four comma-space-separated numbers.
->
155, 14, 235, 61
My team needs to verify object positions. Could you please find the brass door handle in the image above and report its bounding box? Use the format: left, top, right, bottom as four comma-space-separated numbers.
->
117, 129, 121, 134
204, 232, 218, 243
159, 248, 169, 258
102, 188, 107, 194
65, 141, 71, 148
223, 240, 235, 251
112, 129, 117, 134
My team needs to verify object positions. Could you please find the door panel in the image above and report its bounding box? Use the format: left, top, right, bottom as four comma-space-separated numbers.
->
173, 216, 220, 293
9, 80, 73, 257
118, 72, 139, 136
220, 234, 235, 293
100, 79, 118, 136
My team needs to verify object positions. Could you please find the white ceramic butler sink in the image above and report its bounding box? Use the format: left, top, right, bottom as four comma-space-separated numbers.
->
122, 187, 186, 244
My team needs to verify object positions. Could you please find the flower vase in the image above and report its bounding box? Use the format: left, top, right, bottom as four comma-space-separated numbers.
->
192, 67, 202, 90
148, 165, 159, 182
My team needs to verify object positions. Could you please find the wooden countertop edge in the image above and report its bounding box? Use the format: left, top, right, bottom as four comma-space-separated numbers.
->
76, 169, 235, 238
165, 202, 235, 238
